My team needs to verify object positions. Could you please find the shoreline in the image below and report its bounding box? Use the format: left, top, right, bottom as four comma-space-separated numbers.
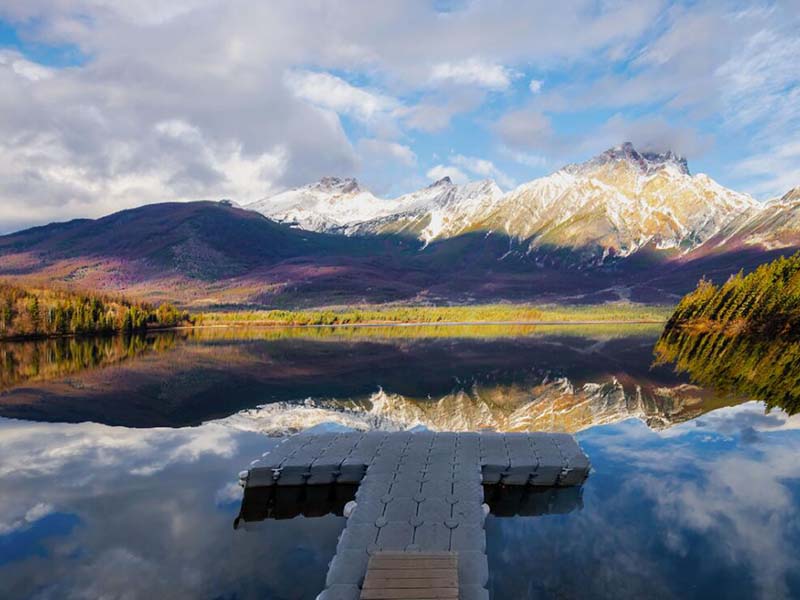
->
183, 319, 666, 330
0, 318, 665, 342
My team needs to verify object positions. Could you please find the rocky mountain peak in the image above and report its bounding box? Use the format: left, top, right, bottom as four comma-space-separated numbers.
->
565, 142, 690, 176
427, 176, 453, 188
781, 186, 800, 203
313, 176, 361, 194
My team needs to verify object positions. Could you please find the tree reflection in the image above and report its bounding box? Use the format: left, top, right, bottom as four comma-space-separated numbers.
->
654, 328, 800, 415
0, 333, 178, 392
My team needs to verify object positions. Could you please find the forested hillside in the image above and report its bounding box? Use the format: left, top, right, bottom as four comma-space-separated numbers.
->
0, 283, 191, 339
663, 251, 800, 339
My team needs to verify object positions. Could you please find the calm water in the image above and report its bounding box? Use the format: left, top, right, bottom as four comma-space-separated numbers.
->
1, 325, 798, 599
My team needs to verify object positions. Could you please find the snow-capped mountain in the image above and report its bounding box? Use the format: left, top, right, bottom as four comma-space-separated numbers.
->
246, 143, 791, 265
343, 177, 504, 243
245, 176, 391, 231
478, 143, 757, 262
704, 186, 800, 252
246, 174, 505, 243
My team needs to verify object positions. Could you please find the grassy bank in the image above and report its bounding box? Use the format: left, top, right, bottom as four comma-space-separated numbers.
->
195, 303, 673, 328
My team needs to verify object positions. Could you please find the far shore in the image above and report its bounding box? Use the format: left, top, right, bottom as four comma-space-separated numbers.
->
0, 317, 667, 342
178, 318, 666, 330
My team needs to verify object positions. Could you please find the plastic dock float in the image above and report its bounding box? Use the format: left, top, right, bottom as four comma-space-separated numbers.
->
237, 431, 590, 600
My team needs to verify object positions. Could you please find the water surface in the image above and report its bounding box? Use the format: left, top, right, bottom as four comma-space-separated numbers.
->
1, 325, 798, 599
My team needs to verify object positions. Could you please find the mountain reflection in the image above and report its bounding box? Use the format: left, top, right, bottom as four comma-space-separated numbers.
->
0, 324, 747, 432
3, 402, 800, 599
654, 328, 800, 415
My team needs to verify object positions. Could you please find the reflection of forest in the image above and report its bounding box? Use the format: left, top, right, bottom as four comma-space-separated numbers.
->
0, 333, 178, 391
0, 324, 748, 430
0, 323, 663, 392
654, 328, 800, 415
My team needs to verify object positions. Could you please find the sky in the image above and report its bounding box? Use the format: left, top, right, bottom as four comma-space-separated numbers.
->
0, 0, 799, 233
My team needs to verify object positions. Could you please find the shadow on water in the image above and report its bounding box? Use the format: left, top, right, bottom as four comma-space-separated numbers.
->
654, 327, 800, 415
233, 482, 584, 530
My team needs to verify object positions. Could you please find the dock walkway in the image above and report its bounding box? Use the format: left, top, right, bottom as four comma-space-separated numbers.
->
239, 431, 590, 600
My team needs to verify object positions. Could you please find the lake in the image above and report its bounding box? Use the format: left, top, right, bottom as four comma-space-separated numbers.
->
1, 325, 799, 599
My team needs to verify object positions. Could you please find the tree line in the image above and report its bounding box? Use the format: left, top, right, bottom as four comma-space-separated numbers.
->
0, 282, 192, 340
664, 251, 800, 339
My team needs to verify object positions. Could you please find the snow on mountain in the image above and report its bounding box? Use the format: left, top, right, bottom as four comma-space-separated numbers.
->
245, 176, 393, 231
344, 177, 504, 243
705, 186, 800, 252
246, 143, 780, 264
482, 142, 758, 261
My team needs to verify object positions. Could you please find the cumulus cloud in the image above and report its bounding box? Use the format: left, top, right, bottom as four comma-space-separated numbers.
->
499, 147, 548, 169
450, 154, 515, 188
493, 109, 554, 150
285, 70, 400, 123
426, 164, 468, 184
584, 114, 715, 158
401, 89, 486, 133
429, 58, 514, 90
357, 138, 417, 167
0, 0, 797, 226
0, 50, 54, 81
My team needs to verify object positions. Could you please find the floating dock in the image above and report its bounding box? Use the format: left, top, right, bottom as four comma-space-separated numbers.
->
237, 431, 590, 600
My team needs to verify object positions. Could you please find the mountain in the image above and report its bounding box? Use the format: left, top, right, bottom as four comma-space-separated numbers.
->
245, 177, 391, 232
0, 201, 428, 306
246, 175, 506, 244
343, 178, 505, 244
1, 145, 798, 308
248, 143, 758, 265
699, 186, 800, 253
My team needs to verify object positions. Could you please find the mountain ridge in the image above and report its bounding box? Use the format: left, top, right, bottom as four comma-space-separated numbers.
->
0, 144, 798, 308
246, 143, 771, 265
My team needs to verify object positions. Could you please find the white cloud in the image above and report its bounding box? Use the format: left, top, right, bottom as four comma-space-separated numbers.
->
426, 164, 468, 184
357, 138, 417, 166
0, 50, 54, 81
285, 70, 400, 123
499, 147, 548, 169
732, 140, 800, 198
493, 109, 554, 150
429, 58, 513, 90
450, 154, 514, 188
0, 0, 797, 227
716, 26, 800, 129
401, 89, 486, 133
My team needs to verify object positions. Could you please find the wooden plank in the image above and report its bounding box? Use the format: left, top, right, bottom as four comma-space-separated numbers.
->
368, 555, 456, 565
360, 590, 458, 599
363, 577, 458, 589
360, 551, 458, 600
367, 559, 455, 570
371, 552, 454, 558
363, 569, 454, 579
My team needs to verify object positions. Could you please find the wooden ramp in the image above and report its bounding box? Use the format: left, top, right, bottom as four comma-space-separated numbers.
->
361, 552, 458, 600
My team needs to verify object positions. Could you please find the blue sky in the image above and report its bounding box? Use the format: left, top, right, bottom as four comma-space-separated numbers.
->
0, 1, 798, 231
